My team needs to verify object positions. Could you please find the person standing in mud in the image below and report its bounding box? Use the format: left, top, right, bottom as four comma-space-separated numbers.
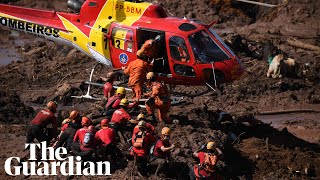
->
144, 72, 171, 124
95, 119, 117, 164
130, 120, 154, 176
26, 101, 58, 145
149, 127, 175, 176
122, 39, 156, 100
103, 72, 116, 100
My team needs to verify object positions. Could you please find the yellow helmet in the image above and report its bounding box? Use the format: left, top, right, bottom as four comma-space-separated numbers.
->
161, 127, 171, 136
207, 141, 216, 150
116, 87, 126, 95
137, 113, 145, 120
146, 72, 155, 80
120, 98, 129, 106
138, 120, 146, 128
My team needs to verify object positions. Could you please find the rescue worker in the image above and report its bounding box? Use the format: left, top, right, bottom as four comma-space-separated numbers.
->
72, 125, 97, 160
103, 72, 116, 99
59, 110, 79, 138
103, 87, 137, 121
191, 141, 222, 180
150, 127, 175, 176
95, 119, 117, 163
110, 98, 137, 127
144, 72, 171, 124
54, 115, 84, 151
122, 39, 156, 100
26, 101, 58, 144
70, 118, 94, 156
105, 87, 126, 116
132, 113, 157, 139
110, 98, 136, 143
130, 120, 154, 176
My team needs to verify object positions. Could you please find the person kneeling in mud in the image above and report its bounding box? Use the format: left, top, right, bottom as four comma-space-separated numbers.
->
95, 119, 117, 164
54, 114, 84, 152
190, 141, 223, 180
110, 98, 137, 143
26, 101, 58, 145
130, 120, 154, 176
98, 87, 137, 125
149, 127, 175, 176
71, 125, 97, 161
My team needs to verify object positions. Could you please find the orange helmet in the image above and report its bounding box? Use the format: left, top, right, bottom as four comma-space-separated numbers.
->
207, 141, 216, 150
69, 110, 79, 120
101, 119, 109, 127
81, 117, 92, 127
161, 127, 171, 136
47, 101, 57, 112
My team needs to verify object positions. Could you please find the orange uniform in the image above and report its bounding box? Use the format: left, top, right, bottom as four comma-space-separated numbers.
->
131, 131, 153, 158
193, 152, 220, 180
123, 58, 152, 100
146, 81, 171, 123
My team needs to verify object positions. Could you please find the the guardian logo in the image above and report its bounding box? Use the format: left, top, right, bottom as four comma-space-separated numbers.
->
4, 142, 111, 176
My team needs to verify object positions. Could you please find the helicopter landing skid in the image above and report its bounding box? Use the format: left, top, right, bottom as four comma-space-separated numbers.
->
71, 64, 184, 107
71, 63, 103, 101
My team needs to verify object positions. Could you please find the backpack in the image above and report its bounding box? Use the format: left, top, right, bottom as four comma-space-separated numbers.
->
202, 153, 218, 172
83, 131, 94, 147
149, 139, 160, 155
133, 131, 145, 148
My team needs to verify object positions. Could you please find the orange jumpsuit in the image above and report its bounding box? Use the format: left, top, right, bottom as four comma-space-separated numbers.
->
146, 81, 171, 123
124, 58, 151, 100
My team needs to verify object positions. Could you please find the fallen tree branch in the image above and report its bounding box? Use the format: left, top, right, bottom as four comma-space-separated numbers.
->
287, 38, 320, 52
259, 109, 320, 115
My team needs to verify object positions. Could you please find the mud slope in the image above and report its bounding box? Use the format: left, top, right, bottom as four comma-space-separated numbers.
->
0, 0, 320, 179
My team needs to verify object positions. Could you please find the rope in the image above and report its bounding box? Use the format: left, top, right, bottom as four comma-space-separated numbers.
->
211, 62, 217, 88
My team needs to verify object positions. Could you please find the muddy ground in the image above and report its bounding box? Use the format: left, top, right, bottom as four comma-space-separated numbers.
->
0, 0, 320, 179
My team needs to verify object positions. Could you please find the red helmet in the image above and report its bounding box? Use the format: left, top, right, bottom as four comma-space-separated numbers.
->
81, 117, 91, 127
101, 119, 109, 127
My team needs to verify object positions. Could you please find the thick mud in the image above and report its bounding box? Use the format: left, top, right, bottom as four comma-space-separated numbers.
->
0, 0, 320, 179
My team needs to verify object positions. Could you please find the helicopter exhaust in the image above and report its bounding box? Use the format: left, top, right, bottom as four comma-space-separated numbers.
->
67, 0, 84, 13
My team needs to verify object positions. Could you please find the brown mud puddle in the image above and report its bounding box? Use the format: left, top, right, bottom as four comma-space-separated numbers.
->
256, 113, 320, 144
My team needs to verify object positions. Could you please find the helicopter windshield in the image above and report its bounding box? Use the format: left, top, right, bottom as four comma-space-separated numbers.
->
188, 30, 230, 64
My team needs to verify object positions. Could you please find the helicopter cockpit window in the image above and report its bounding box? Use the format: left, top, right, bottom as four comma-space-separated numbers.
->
169, 36, 190, 62
111, 27, 134, 53
188, 30, 229, 64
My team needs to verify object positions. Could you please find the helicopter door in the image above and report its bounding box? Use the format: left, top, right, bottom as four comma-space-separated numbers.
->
136, 28, 170, 74
109, 25, 135, 68
167, 34, 200, 84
